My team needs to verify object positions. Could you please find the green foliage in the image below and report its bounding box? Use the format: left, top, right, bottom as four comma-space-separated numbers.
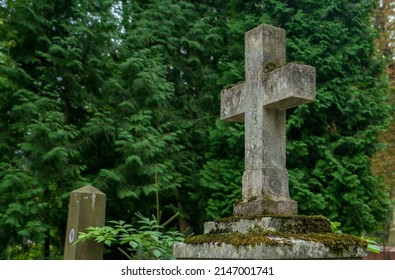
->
331, 221, 381, 254
77, 213, 184, 260
200, 120, 244, 219
0, 0, 392, 259
0, 0, 122, 258
280, 0, 392, 234
331, 221, 342, 234
362, 236, 381, 254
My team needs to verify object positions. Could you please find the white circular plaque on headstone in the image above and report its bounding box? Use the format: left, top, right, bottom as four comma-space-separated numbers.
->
69, 228, 75, 243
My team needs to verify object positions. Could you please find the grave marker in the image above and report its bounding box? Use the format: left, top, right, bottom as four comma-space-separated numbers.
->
173, 23, 366, 261
173, 25, 367, 260
64, 185, 106, 260
220, 24, 315, 216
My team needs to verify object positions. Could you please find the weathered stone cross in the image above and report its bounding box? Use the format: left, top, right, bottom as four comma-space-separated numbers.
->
221, 24, 316, 216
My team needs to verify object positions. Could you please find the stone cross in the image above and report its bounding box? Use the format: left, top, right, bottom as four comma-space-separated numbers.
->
64, 185, 106, 260
221, 24, 316, 216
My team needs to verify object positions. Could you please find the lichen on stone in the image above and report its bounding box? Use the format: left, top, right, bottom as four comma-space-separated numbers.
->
185, 232, 292, 247
185, 230, 367, 256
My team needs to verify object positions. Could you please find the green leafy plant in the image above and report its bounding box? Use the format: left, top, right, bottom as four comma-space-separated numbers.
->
360, 236, 381, 254
331, 221, 381, 254
76, 212, 184, 260
330, 221, 342, 233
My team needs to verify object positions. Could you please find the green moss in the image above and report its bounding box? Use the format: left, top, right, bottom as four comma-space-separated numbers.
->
197, 215, 366, 256
299, 233, 367, 255
185, 232, 292, 247
265, 61, 278, 72
185, 231, 367, 255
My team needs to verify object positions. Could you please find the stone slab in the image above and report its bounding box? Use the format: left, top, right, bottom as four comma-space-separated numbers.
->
173, 237, 366, 260
174, 216, 366, 260
204, 216, 332, 235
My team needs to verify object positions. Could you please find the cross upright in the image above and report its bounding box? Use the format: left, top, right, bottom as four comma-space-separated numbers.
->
221, 24, 316, 216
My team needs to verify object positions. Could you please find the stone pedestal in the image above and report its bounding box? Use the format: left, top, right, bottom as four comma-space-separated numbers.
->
173, 215, 367, 260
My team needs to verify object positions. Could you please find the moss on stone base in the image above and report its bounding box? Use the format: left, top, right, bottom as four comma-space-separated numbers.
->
186, 232, 291, 247
185, 231, 367, 255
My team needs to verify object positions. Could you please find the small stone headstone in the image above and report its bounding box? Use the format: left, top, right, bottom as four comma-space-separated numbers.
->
63, 185, 106, 260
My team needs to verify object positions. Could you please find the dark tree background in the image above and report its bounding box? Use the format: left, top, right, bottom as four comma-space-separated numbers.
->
0, 0, 392, 259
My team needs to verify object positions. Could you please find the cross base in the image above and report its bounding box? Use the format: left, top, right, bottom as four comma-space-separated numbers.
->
233, 196, 297, 216
173, 215, 367, 260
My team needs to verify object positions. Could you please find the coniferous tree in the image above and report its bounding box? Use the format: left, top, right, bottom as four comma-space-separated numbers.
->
0, 0, 392, 259
0, 0, 222, 257
0, 0, 120, 258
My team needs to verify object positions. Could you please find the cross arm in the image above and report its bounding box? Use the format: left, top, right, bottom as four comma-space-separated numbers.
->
263, 63, 316, 110
220, 82, 246, 122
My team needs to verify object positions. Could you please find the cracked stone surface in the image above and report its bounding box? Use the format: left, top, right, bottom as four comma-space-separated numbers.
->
173, 239, 366, 260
